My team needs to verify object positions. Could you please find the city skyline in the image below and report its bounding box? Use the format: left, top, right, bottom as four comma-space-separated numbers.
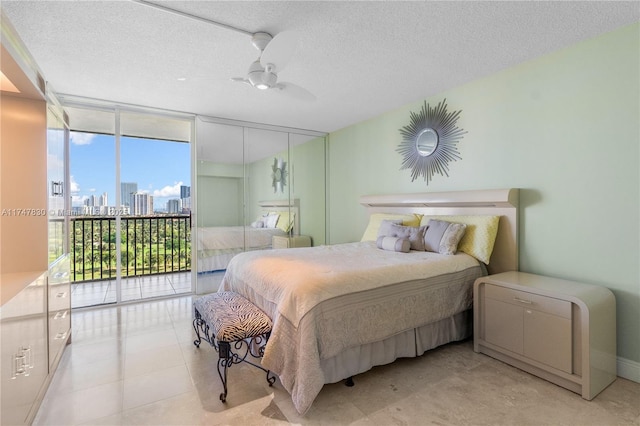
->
70, 131, 191, 212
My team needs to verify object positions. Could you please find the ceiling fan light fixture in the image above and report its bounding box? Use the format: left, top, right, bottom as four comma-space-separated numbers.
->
247, 60, 277, 90
247, 60, 266, 87
259, 71, 277, 89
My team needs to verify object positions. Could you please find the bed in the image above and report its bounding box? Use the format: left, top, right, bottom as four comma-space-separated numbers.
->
197, 200, 300, 273
218, 188, 519, 414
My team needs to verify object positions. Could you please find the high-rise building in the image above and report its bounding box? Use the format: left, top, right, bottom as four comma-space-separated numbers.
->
166, 199, 181, 214
180, 185, 190, 199
180, 185, 191, 213
121, 182, 138, 207
132, 192, 153, 215
181, 197, 191, 213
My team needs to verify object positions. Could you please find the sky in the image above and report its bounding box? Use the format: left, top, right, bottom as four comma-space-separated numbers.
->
70, 132, 190, 211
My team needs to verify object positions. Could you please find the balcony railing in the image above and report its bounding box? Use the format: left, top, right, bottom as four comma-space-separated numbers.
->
71, 215, 191, 282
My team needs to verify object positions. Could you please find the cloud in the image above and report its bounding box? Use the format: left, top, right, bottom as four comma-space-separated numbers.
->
70, 175, 80, 194
72, 195, 89, 206
70, 132, 96, 145
153, 181, 183, 198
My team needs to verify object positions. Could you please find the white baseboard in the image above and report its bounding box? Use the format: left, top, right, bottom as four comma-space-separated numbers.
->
617, 356, 640, 383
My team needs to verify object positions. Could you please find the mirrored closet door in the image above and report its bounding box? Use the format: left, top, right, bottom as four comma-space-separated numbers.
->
194, 117, 326, 294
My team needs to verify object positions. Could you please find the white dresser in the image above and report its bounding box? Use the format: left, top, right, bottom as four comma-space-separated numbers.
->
1, 272, 49, 425
474, 271, 617, 400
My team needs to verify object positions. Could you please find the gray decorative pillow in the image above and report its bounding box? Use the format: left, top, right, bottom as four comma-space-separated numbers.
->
385, 223, 427, 251
424, 219, 467, 255
376, 219, 403, 238
376, 236, 411, 253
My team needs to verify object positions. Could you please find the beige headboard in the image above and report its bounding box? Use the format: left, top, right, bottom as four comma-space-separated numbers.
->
359, 188, 519, 274
258, 199, 300, 235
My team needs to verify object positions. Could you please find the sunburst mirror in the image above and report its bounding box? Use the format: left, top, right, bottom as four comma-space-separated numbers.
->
271, 157, 288, 193
397, 99, 467, 184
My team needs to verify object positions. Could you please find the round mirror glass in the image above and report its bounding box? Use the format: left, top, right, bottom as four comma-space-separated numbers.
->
416, 128, 439, 156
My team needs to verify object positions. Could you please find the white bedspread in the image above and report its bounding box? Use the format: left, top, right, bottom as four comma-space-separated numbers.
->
219, 241, 483, 414
198, 226, 285, 251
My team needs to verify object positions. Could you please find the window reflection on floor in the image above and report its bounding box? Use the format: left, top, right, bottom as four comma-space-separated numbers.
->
71, 272, 192, 308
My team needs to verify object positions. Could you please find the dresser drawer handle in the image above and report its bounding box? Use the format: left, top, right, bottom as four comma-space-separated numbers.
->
54, 311, 68, 320
55, 332, 68, 340
12, 346, 33, 379
513, 297, 532, 305
56, 292, 67, 298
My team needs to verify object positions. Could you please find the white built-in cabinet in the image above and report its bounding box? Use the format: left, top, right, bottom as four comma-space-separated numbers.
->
1, 273, 49, 425
1, 40, 71, 424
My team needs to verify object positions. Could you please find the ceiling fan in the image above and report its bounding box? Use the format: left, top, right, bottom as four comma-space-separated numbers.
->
130, 1, 315, 101
231, 31, 316, 102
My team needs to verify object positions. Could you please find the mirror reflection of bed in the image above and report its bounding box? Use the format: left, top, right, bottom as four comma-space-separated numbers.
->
196, 200, 300, 292
218, 188, 519, 414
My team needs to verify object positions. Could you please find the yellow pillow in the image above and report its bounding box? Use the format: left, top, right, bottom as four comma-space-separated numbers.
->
361, 213, 423, 242
275, 211, 295, 233
420, 215, 500, 264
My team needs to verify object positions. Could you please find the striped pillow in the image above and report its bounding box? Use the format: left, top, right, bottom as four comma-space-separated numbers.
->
424, 219, 467, 255
376, 236, 411, 253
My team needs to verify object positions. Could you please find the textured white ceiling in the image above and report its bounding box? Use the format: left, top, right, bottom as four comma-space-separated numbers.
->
2, 1, 638, 133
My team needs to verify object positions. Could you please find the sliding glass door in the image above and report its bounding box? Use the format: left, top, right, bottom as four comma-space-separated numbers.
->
66, 105, 193, 308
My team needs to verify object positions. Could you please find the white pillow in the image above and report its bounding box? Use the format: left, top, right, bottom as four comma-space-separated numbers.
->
264, 213, 279, 229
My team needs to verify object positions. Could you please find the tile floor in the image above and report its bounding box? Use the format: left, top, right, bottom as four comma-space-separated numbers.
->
70, 272, 192, 308
35, 295, 640, 425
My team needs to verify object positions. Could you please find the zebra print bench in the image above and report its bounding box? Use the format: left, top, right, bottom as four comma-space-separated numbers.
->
193, 291, 275, 402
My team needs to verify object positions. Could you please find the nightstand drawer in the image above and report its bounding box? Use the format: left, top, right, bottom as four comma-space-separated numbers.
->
485, 283, 571, 319
272, 235, 311, 249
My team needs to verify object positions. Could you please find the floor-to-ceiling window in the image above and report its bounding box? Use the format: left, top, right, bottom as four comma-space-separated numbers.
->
65, 103, 193, 308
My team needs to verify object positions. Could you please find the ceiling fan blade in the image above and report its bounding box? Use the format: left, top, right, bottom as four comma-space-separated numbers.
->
260, 31, 301, 73
275, 82, 316, 102
231, 77, 252, 86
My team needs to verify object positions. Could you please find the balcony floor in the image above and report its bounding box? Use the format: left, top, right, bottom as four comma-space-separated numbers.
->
71, 272, 192, 308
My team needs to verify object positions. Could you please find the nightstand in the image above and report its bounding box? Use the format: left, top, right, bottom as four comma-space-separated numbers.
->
272, 235, 311, 249
474, 271, 616, 400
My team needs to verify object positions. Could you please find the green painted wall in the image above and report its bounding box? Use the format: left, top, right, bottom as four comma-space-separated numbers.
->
290, 137, 326, 245
247, 136, 327, 245
196, 161, 243, 227
246, 153, 290, 222
327, 23, 640, 365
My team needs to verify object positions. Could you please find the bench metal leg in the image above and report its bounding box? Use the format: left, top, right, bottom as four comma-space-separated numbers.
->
193, 308, 275, 403
218, 342, 230, 402
192, 309, 212, 348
